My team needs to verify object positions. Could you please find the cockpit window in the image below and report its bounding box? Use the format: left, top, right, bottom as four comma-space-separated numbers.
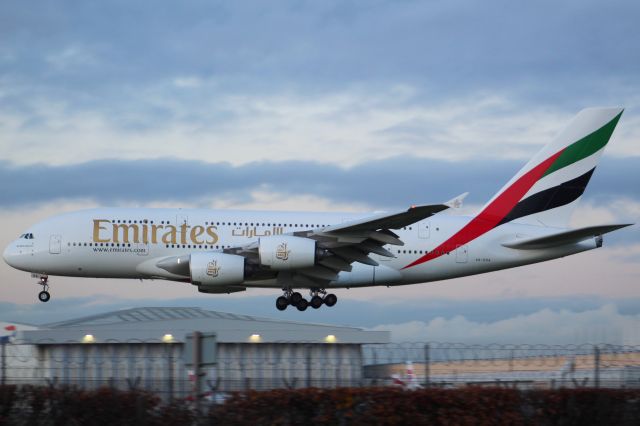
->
19, 233, 34, 239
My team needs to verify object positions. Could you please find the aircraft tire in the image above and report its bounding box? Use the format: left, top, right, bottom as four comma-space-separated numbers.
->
38, 291, 51, 303
276, 296, 289, 311
290, 292, 303, 305
296, 298, 309, 311
310, 295, 323, 309
324, 293, 337, 307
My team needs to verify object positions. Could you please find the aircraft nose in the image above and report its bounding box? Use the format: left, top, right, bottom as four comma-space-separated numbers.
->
3, 242, 18, 267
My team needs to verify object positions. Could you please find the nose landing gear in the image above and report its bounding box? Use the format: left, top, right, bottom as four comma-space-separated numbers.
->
36, 275, 50, 302
275, 288, 338, 311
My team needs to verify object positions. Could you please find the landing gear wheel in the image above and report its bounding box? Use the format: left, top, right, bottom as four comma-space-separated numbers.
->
324, 293, 337, 307
296, 298, 309, 311
310, 295, 323, 309
38, 291, 51, 303
276, 296, 289, 311
36, 275, 50, 302
290, 292, 303, 306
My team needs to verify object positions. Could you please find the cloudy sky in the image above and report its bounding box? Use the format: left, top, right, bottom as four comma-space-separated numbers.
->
1, 0, 639, 344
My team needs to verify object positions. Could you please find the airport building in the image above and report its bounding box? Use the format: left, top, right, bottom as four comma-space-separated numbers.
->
6, 307, 389, 397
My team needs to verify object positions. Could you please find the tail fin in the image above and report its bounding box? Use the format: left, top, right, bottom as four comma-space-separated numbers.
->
484, 107, 623, 228
402, 108, 623, 269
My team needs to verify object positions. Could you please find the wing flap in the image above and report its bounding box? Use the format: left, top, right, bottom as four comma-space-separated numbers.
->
318, 256, 353, 272
298, 265, 340, 281
332, 247, 379, 266
355, 240, 396, 257
502, 224, 633, 250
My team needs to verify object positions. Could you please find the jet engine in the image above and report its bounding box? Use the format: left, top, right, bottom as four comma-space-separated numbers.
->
258, 235, 317, 270
190, 252, 245, 286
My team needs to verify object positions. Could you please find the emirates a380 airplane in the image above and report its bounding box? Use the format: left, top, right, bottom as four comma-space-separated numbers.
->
3, 108, 632, 311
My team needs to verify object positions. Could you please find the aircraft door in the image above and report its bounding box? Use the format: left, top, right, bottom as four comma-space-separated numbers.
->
455, 244, 468, 263
418, 221, 430, 239
49, 235, 61, 254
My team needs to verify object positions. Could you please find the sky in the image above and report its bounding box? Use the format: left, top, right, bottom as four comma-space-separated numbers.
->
1, 0, 639, 345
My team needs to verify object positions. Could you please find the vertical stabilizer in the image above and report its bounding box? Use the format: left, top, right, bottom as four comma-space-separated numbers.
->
403, 108, 623, 270
485, 107, 623, 228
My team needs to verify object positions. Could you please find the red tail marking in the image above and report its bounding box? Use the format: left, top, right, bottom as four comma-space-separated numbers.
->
403, 150, 564, 269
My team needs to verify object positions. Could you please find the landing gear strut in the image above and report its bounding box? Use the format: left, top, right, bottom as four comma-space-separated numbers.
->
36, 275, 50, 302
274, 288, 338, 311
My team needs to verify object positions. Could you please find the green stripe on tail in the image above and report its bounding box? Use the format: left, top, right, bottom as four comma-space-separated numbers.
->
542, 112, 622, 178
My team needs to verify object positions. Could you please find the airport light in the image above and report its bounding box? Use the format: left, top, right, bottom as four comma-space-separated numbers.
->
324, 334, 336, 343
162, 333, 174, 343
249, 334, 261, 343
82, 334, 95, 343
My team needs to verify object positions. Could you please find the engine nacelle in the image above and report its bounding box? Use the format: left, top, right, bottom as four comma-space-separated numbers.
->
259, 235, 316, 270
190, 252, 245, 286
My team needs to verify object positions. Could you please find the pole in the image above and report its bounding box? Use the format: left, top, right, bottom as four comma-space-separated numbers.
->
193, 331, 202, 415
1, 340, 6, 386
424, 343, 430, 388
167, 345, 174, 402
594, 345, 600, 388
306, 344, 312, 388
372, 348, 378, 386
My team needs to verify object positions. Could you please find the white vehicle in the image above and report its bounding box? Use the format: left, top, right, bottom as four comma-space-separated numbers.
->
3, 108, 632, 311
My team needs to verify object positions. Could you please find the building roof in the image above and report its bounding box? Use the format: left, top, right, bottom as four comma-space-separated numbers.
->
15, 307, 389, 345
45, 307, 261, 327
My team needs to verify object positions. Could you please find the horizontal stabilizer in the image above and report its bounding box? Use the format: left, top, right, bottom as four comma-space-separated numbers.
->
502, 224, 633, 250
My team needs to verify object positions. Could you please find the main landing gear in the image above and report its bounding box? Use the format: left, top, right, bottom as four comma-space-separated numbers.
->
276, 288, 337, 312
36, 275, 50, 302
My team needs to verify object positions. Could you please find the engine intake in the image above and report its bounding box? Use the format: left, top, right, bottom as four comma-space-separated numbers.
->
259, 235, 316, 270
190, 252, 245, 286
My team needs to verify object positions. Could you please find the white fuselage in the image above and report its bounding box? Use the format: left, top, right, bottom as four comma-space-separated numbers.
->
3, 207, 597, 290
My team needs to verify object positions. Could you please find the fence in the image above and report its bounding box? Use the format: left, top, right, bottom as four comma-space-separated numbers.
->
363, 342, 640, 389
1, 339, 639, 399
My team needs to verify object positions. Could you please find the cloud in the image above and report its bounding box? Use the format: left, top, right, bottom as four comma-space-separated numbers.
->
2, 87, 639, 169
1, 1, 639, 342
1, 2, 640, 169
2, 1, 639, 99
1, 295, 639, 345
371, 304, 640, 345
0, 156, 638, 213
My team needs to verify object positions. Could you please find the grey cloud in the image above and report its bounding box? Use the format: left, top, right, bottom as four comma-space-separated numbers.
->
2, 295, 639, 345
372, 303, 640, 344
1, 156, 638, 210
1, 0, 639, 122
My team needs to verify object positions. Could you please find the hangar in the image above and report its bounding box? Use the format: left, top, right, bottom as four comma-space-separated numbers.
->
10, 307, 389, 397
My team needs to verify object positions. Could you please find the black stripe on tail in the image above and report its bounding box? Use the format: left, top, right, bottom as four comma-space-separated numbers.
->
498, 168, 595, 226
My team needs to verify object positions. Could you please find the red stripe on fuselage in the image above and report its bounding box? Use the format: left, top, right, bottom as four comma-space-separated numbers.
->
402, 150, 564, 269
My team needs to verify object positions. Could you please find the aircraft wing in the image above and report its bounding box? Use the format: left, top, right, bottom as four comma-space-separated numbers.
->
151, 195, 462, 288
502, 223, 633, 250
318, 192, 467, 234
222, 196, 463, 288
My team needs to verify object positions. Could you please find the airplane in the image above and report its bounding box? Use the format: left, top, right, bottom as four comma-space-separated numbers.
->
391, 361, 423, 390
3, 108, 633, 311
